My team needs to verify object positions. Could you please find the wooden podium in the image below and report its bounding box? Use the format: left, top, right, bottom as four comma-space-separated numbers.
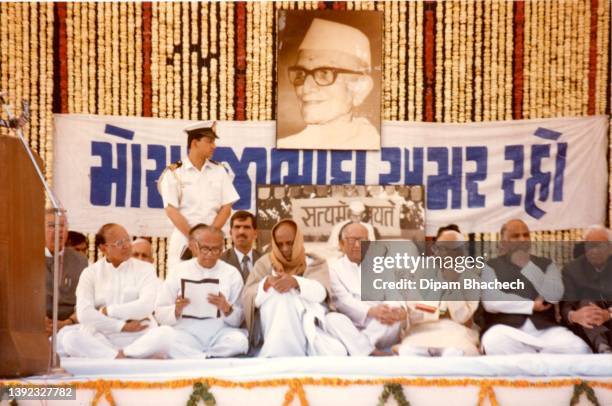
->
0, 134, 49, 377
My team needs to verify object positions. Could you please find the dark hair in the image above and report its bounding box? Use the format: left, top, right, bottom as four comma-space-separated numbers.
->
187, 128, 216, 151
95, 223, 119, 248
67, 231, 87, 247
435, 224, 461, 240
189, 223, 223, 240
230, 210, 256, 229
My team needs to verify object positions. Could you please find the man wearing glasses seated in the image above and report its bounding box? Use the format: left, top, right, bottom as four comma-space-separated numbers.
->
277, 18, 379, 150
61, 223, 164, 359
153, 224, 248, 358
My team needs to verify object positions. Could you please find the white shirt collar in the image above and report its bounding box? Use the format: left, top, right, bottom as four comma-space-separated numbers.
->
184, 156, 212, 172
104, 257, 131, 271
234, 248, 252, 265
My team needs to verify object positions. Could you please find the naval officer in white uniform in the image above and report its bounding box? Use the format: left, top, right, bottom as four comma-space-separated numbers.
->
158, 122, 239, 270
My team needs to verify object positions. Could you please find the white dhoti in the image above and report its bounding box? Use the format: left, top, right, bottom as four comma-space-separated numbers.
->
168, 318, 248, 359
481, 322, 591, 355
324, 312, 374, 356
61, 325, 173, 359
259, 292, 308, 357
361, 318, 401, 350
395, 319, 480, 357
167, 229, 189, 271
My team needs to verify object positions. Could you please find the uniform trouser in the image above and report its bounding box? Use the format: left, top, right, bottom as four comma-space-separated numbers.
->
167, 229, 189, 271
481, 323, 591, 355
61, 326, 173, 359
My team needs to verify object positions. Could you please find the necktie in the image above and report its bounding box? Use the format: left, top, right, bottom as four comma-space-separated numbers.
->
240, 255, 250, 282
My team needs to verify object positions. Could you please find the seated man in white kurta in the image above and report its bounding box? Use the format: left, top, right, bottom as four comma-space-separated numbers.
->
154, 225, 248, 358
395, 230, 480, 356
481, 219, 590, 355
329, 222, 404, 353
243, 219, 360, 357
62, 223, 165, 359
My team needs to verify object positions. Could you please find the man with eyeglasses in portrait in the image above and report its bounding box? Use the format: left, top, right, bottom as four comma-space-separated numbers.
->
44, 209, 88, 342
277, 18, 379, 150
153, 224, 248, 358
328, 222, 404, 355
61, 223, 167, 359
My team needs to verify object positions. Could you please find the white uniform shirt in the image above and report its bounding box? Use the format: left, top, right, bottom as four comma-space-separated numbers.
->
155, 259, 245, 328
328, 255, 371, 328
75, 258, 158, 335
159, 157, 240, 227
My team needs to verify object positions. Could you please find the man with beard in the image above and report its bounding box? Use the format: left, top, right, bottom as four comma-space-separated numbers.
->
480, 219, 590, 355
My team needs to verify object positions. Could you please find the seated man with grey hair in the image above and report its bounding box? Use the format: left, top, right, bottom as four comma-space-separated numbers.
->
480, 219, 590, 355
395, 229, 480, 356
154, 224, 248, 358
561, 225, 612, 353
328, 222, 405, 354
327, 200, 376, 252
277, 18, 379, 150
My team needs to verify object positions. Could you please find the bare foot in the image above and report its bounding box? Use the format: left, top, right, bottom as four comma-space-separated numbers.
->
115, 350, 126, 359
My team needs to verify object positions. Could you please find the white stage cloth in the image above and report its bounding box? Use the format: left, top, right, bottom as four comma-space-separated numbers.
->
25, 354, 612, 382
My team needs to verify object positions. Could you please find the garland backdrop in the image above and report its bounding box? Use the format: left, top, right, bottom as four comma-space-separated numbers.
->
0, 1, 609, 274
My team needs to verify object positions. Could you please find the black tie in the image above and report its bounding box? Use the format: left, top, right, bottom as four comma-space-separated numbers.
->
240, 255, 250, 282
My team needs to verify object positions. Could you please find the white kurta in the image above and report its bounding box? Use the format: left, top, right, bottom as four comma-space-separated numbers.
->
396, 267, 480, 357
62, 257, 164, 359
159, 158, 240, 269
328, 255, 401, 350
481, 262, 590, 355
154, 258, 248, 358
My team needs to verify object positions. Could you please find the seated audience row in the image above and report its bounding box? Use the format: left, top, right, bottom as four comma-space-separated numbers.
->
46, 210, 611, 358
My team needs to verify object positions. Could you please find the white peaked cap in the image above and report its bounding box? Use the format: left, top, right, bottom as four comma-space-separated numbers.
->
298, 18, 371, 71
183, 121, 216, 133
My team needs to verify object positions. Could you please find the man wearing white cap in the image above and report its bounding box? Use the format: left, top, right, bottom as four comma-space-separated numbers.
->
277, 18, 379, 150
327, 200, 376, 252
158, 122, 240, 270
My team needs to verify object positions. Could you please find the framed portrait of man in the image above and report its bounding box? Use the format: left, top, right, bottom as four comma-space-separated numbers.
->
276, 10, 383, 151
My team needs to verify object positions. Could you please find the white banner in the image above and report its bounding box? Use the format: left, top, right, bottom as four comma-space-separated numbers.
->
52, 114, 609, 237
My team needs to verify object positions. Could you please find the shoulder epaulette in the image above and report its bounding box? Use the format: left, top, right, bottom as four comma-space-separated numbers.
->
167, 160, 183, 171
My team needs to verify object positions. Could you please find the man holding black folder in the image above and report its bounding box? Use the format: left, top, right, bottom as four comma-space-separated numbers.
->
154, 225, 248, 358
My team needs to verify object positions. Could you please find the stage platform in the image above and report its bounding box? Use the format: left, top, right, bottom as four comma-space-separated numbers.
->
2, 355, 611, 405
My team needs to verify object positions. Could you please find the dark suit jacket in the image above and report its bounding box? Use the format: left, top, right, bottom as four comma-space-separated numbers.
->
561, 255, 612, 323
220, 247, 262, 283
